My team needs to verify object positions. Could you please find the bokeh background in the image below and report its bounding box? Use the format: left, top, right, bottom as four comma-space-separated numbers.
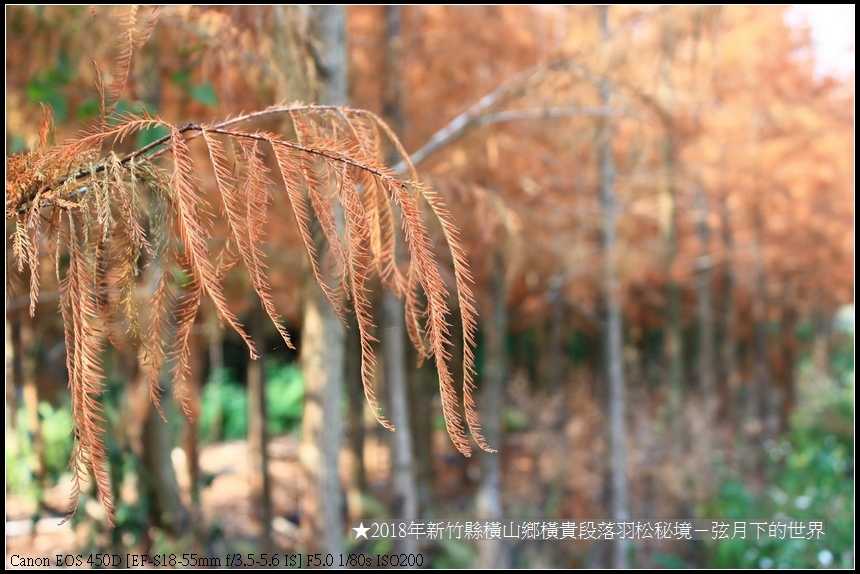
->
6, 6, 854, 568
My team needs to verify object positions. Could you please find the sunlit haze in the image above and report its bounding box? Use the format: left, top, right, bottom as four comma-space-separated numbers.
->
787, 4, 855, 76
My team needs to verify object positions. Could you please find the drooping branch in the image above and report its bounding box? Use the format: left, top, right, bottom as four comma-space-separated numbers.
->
12, 108, 410, 216
6, 103, 492, 523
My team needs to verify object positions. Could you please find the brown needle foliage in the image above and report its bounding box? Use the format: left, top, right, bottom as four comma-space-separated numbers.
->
5, 9, 491, 526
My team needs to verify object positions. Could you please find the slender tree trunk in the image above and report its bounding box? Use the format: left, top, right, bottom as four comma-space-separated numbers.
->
598, 6, 630, 568
548, 275, 565, 401
300, 276, 346, 554
752, 221, 770, 437
345, 314, 367, 519
547, 273, 568, 455
695, 184, 716, 489
142, 377, 191, 538
105, 347, 139, 564
135, 25, 190, 540
382, 292, 418, 554
272, 6, 315, 103
247, 298, 273, 551
207, 310, 224, 377
205, 311, 225, 442
379, 6, 419, 556
718, 191, 737, 427
753, 275, 770, 433
777, 293, 797, 434
666, 280, 683, 453
300, 8, 348, 555
397, 20, 430, 508
410, 354, 435, 515
5, 312, 16, 433
658, 25, 683, 464
477, 249, 509, 569
810, 289, 832, 391
15, 310, 47, 487
183, 314, 204, 504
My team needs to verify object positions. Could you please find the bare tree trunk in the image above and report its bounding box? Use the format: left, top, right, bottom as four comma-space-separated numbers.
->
548, 275, 565, 401
134, 25, 190, 541
205, 311, 225, 442
382, 292, 418, 554
15, 310, 47, 487
272, 6, 315, 103
5, 312, 17, 433
810, 289, 832, 389
300, 8, 347, 555
409, 355, 435, 515
666, 280, 683, 452
695, 184, 716, 491
777, 291, 797, 434
752, 219, 770, 437
379, 6, 419, 555
142, 378, 191, 538
183, 315, 204, 505
477, 249, 509, 569
247, 298, 273, 551
753, 278, 770, 433
598, 6, 630, 568
207, 312, 224, 376
300, 276, 346, 554
718, 191, 738, 427
658, 23, 684, 465
345, 314, 367, 519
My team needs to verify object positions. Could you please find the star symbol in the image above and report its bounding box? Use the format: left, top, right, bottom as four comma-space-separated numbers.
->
353, 522, 370, 539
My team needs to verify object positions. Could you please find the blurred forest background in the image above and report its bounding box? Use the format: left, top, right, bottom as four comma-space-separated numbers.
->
5, 5, 854, 569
